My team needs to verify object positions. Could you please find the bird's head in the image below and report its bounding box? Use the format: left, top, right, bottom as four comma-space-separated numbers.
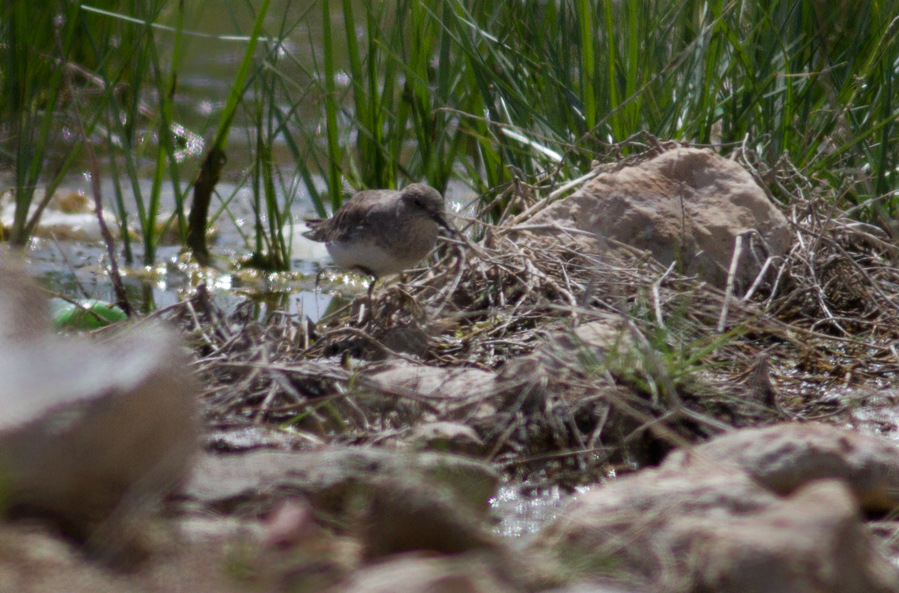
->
401, 183, 453, 233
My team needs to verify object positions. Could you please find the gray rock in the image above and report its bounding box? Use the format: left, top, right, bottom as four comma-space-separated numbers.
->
664, 421, 899, 512
530, 460, 778, 579
668, 480, 899, 593
529, 426, 899, 592
332, 552, 518, 593
526, 147, 790, 291
0, 258, 198, 551
0, 520, 250, 593
180, 448, 499, 517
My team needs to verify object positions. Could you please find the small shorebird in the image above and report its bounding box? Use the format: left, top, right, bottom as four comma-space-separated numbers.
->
303, 183, 452, 279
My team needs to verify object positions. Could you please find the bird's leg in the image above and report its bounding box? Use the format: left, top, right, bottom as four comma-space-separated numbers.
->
314, 266, 328, 292
366, 275, 379, 304
353, 266, 379, 328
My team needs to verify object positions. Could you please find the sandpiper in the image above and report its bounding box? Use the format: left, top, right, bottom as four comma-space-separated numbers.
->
304, 183, 452, 278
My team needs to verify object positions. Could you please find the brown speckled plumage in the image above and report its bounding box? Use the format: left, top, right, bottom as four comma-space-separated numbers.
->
303, 183, 450, 277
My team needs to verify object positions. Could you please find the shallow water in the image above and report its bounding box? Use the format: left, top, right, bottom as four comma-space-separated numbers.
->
14, 0, 483, 317
490, 483, 571, 540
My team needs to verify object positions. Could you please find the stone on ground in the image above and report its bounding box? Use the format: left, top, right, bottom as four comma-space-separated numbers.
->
0, 256, 198, 557
664, 421, 899, 512
528, 422, 899, 592
526, 147, 790, 292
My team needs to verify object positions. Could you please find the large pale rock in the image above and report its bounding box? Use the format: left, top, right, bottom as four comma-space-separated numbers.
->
664, 422, 899, 512
530, 425, 899, 592
0, 258, 198, 548
669, 480, 898, 593
527, 147, 790, 291
333, 552, 517, 593
530, 461, 778, 580
180, 448, 499, 517
181, 449, 501, 566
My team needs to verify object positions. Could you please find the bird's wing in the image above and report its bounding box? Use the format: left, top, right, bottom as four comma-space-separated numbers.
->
301, 218, 324, 241
305, 190, 396, 242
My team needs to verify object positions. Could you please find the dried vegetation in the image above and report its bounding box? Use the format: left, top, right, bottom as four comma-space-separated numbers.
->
166, 142, 899, 486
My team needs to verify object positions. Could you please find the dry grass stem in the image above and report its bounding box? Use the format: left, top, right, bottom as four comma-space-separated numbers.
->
164, 141, 899, 484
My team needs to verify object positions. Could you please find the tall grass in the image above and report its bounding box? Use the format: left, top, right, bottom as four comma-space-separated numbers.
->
1, 1, 81, 245
3, 0, 899, 269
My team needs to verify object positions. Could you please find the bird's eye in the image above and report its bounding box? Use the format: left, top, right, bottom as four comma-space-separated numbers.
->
412, 197, 424, 208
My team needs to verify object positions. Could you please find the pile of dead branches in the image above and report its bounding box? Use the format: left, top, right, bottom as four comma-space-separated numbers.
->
169, 141, 899, 483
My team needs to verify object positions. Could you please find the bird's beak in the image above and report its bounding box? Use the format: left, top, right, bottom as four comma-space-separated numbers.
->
432, 211, 455, 235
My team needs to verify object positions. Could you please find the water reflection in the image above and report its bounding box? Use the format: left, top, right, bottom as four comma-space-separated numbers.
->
242, 287, 333, 322
491, 483, 569, 540
29, 238, 338, 323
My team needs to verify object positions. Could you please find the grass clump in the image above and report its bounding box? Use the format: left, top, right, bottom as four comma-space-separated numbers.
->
3, 0, 899, 270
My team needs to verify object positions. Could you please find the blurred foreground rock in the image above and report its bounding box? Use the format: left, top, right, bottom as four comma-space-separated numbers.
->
526, 147, 791, 292
361, 477, 499, 560
0, 520, 249, 593
665, 421, 899, 512
0, 257, 198, 558
180, 447, 499, 519
333, 552, 516, 593
177, 448, 509, 590
529, 422, 899, 593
